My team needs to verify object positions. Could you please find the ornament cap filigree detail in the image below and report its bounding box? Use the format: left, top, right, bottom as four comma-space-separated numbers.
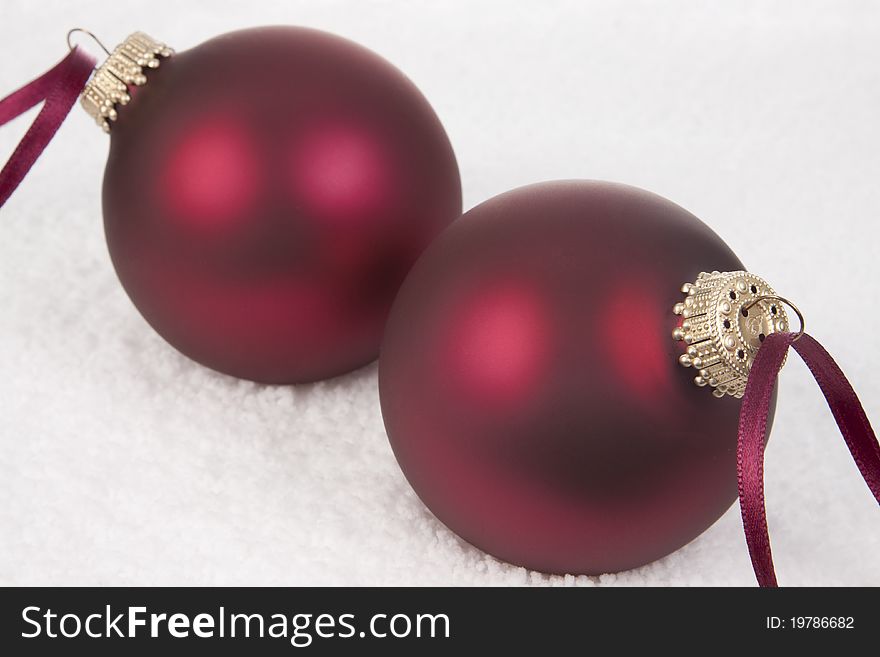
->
672, 271, 790, 399
80, 32, 173, 133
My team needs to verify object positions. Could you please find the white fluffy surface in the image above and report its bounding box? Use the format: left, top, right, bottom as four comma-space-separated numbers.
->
1, 0, 878, 586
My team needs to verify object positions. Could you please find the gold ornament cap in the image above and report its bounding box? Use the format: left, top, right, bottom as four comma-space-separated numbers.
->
79, 32, 173, 133
672, 271, 794, 399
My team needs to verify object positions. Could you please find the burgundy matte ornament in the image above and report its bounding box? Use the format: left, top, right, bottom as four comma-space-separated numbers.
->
379, 181, 775, 575
97, 27, 461, 383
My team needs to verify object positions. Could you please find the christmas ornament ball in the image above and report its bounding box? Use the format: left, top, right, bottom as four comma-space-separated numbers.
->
103, 27, 461, 383
379, 181, 775, 574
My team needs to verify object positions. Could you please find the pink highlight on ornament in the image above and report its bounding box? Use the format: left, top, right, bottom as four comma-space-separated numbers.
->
291, 124, 391, 221
444, 282, 551, 405
155, 269, 363, 378
160, 115, 260, 227
604, 282, 672, 405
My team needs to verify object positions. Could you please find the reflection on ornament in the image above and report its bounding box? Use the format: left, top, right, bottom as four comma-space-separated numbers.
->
160, 113, 261, 227
292, 123, 392, 221
443, 279, 551, 406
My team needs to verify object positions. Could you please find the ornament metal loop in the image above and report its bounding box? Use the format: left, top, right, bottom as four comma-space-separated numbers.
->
66, 28, 111, 56
743, 295, 804, 342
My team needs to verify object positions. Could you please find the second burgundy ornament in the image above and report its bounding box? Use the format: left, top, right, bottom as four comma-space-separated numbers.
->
96, 27, 461, 383
379, 180, 776, 575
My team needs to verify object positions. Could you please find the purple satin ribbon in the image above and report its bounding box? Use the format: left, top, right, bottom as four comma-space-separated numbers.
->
0, 48, 96, 209
738, 331, 880, 586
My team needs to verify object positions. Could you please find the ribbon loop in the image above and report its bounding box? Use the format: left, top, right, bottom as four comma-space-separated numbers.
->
0, 48, 96, 209
738, 331, 880, 587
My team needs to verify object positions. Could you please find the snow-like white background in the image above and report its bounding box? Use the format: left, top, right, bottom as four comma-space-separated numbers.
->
1, 0, 878, 586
